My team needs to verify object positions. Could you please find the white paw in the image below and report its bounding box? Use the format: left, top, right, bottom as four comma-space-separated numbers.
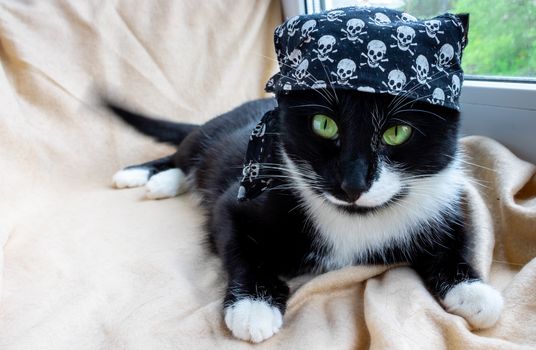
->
145, 168, 187, 199
224, 299, 283, 343
112, 168, 150, 188
442, 280, 504, 329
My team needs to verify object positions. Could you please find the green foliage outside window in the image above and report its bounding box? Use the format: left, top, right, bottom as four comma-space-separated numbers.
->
402, 0, 536, 77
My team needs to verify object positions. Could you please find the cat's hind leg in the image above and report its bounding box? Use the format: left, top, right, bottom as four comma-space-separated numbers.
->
113, 154, 174, 189
113, 166, 152, 189
113, 154, 188, 199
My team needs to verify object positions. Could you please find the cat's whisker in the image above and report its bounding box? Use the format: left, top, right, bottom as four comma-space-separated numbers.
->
388, 80, 431, 113
287, 201, 306, 213
387, 73, 430, 110
278, 72, 335, 105
255, 53, 334, 105
465, 180, 491, 190
300, 192, 327, 230
404, 180, 491, 191
403, 174, 450, 181
260, 164, 324, 185
253, 52, 336, 104
389, 72, 463, 117
254, 175, 290, 179
257, 164, 288, 170
319, 58, 340, 105
405, 175, 490, 191
371, 102, 387, 138
388, 68, 463, 115
387, 68, 453, 110
392, 108, 446, 122
278, 67, 336, 104
389, 92, 438, 117
443, 154, 497, 173
402, 174, 435, 180
257, 162, 286, 166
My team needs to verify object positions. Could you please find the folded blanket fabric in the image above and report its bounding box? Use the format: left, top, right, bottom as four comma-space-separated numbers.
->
0, 1, 534, 349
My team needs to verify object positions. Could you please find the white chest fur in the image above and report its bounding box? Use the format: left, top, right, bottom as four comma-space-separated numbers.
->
281, 152, 466, 271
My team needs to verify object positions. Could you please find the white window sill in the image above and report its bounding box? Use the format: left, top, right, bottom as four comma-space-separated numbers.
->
460, 80, 536, 164
461, 80, 536, 110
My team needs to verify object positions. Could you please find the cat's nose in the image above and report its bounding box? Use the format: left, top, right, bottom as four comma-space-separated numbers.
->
341, 180, 367, 202
341, 159, 370, 202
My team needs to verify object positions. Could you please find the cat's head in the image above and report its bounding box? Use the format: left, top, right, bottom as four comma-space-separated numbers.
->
276, 90, 461, 212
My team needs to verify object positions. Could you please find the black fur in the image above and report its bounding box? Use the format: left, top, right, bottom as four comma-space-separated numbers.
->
105, 102, 198, 146
106, 91, 480, 318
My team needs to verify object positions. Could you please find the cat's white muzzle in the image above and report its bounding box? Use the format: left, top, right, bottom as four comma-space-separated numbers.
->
324, 165, 403, 208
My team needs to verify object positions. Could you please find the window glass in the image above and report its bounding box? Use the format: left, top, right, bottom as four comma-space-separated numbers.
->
318, 0, 536, 78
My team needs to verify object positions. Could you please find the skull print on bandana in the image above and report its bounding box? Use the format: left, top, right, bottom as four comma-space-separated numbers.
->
237, 109, 282, 201
267, 6, 469, 111
238, 6, 469, 201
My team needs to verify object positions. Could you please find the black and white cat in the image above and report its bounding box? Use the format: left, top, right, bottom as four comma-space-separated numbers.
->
107, 89, 503, 343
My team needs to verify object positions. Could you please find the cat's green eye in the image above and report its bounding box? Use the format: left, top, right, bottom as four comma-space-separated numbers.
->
382, 125, 412, 146
312, 114, 339, 140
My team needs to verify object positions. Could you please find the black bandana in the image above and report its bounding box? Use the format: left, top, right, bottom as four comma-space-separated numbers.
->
237, 109, 281, 201
238, 6, 469, 201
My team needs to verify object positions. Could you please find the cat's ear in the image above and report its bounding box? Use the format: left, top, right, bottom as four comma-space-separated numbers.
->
455, 13, 470, 49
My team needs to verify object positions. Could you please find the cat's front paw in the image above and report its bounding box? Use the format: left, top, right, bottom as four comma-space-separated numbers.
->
442, 280, 504, 329
224, 299, 283, 343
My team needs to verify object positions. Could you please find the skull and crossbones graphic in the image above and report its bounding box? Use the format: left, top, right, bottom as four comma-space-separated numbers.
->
286, 16, 300, 37
275, 24, 285, 39
399, 12, 418, 23
293, 59, 310, 85
369, 12, 391, 26
382, 69, 407, 94
432, 43, 454, 73
419, 20, 444, 44
285, 49, 303, 68
250, 122, 266, 140
448, 74, 461, 102
265, 78, 275, 90
321, 9, 346, 22
311, 80, 327, 89
300, 19, 318, 43
330, 58, 358, 86
341, 18, 367, 43
427, 87, 446, 105
410, 54, 432, 88
241, 161, 260, 182
360, 40, 389, 72
312, 35, 338, 62
390, 25, 417, 55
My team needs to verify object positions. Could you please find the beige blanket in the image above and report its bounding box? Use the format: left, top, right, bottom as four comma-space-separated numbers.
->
0, 1, 535, 349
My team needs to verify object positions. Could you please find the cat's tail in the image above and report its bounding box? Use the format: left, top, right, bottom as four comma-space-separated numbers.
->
104, 101, 199, 146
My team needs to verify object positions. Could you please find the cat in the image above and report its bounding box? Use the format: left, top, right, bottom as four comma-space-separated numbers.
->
106, 88, 503, 343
